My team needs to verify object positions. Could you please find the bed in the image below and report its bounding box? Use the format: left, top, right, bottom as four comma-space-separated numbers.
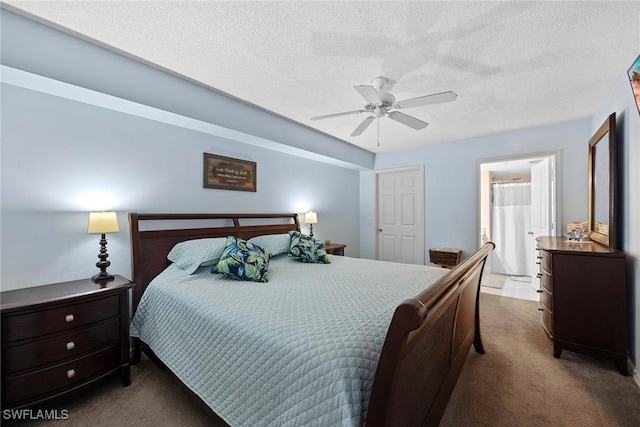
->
128, 212, 494, 426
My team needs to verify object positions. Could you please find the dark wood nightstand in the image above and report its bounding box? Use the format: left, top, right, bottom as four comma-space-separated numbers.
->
1, 275, 133, 409
324, 243, 346, 256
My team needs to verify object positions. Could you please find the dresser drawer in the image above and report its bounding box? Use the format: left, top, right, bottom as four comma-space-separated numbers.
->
541, 307, 553, 338
540, 272, 552, 293
3, 345, 120, 406
2, 295, 120, 342
540, 251, 552, 274
539, 288, 552, 312
3, 318, 120, 374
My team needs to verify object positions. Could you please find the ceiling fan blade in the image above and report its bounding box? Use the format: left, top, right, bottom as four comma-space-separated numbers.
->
354, 85, 383, 105
395, 91, 457, 109
388, 111, 428, 130
311, 110, 365, 121
350, 116, 375, 137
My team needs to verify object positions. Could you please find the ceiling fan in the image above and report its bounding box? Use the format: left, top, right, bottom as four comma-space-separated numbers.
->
311, 76, 457, 138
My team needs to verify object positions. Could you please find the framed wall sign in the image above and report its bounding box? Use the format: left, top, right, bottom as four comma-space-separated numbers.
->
203, 153, 256, 192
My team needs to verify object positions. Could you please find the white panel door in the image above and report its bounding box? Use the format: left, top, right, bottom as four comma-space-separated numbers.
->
530, 157, 553, 288
377, 168, 424, 264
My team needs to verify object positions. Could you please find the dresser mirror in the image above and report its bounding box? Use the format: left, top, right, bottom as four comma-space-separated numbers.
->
587, 113, 616, 248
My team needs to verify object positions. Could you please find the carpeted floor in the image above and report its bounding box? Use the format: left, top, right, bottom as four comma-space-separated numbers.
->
6, 294, 640, 426
440, 294, 640, 427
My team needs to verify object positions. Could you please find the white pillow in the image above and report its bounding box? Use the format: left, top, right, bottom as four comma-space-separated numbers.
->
167, 237, 227, 274
248, 233, 291, 257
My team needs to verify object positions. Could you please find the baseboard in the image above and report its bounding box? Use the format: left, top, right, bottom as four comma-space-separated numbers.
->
630, 359, 640, 389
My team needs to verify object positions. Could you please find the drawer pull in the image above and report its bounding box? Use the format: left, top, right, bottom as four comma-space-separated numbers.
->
67, 369, 76, 379
537, 308, 544, 312
65, 314, 74, 323
66, 341, 75, 350
536, 273, 542, 278
536, 261, 541, 265
536, 289, 543, 293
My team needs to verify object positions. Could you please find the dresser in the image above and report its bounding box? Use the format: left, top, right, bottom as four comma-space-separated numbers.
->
1, 276, 133, 409
535, 237, 627, 375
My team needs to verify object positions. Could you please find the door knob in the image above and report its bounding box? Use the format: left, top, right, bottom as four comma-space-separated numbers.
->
527, 231, 534, 235
378, 228, 382, 232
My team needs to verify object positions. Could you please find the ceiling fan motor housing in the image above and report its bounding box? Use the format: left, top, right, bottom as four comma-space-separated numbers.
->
371, 76, 388, 91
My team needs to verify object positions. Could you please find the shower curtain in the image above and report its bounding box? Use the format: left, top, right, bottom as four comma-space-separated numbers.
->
491, 182, 532, 276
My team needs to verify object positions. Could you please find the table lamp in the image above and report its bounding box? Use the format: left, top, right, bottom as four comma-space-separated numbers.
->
304, 211, 318, 238
88, 211, 119, 282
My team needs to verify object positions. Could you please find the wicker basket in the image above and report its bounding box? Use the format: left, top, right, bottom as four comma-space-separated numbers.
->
429, 248, 462, 269
566, 221, 587, 233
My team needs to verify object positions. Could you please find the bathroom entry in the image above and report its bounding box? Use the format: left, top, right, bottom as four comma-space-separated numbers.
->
479, 155, 556, 297
491, 181, 532, 276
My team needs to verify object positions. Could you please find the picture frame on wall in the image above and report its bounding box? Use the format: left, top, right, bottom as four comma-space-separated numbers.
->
203, 153, 257, 192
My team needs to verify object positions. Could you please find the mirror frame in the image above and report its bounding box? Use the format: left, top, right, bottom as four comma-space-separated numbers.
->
587, 113, 616, 248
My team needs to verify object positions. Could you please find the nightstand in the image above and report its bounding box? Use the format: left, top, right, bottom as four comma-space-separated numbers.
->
324, 243, 346, 256
1, 275, 133, 409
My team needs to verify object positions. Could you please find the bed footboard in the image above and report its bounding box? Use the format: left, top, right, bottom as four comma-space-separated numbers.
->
367, 242, 494, 427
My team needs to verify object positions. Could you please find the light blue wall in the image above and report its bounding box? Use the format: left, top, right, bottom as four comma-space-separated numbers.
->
592, 71, 640, 368
0, 9, 363, 290
0, 84, 360, 290
360, 119, 591, 261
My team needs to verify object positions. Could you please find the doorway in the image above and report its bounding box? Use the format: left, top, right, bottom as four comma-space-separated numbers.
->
376, 166, 424, 264
479, 154, 557, 300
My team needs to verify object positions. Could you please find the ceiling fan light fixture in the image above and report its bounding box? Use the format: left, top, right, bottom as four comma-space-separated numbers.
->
374, 105, 387, 118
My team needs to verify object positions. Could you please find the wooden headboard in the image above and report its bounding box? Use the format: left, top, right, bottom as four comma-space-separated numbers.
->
128, 212, 300, 311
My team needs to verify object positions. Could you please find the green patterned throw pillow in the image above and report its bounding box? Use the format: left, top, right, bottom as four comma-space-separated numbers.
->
289, 231, 330, 264
212, 236, 271, 282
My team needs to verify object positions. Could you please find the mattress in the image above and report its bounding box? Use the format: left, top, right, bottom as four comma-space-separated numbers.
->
130, 255, 448, 426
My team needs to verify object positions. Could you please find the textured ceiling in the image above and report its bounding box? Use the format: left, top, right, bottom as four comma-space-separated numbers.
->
5, 1, 639, 153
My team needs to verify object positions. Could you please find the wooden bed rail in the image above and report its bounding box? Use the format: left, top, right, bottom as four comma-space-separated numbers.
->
367, 242, 495, 426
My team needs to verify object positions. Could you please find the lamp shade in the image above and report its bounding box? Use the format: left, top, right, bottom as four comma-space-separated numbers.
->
88, 211, 120, 234
304, 211, 318, 224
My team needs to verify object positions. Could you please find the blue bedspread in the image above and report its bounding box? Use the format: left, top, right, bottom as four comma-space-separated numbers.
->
131, 255, 447, 426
